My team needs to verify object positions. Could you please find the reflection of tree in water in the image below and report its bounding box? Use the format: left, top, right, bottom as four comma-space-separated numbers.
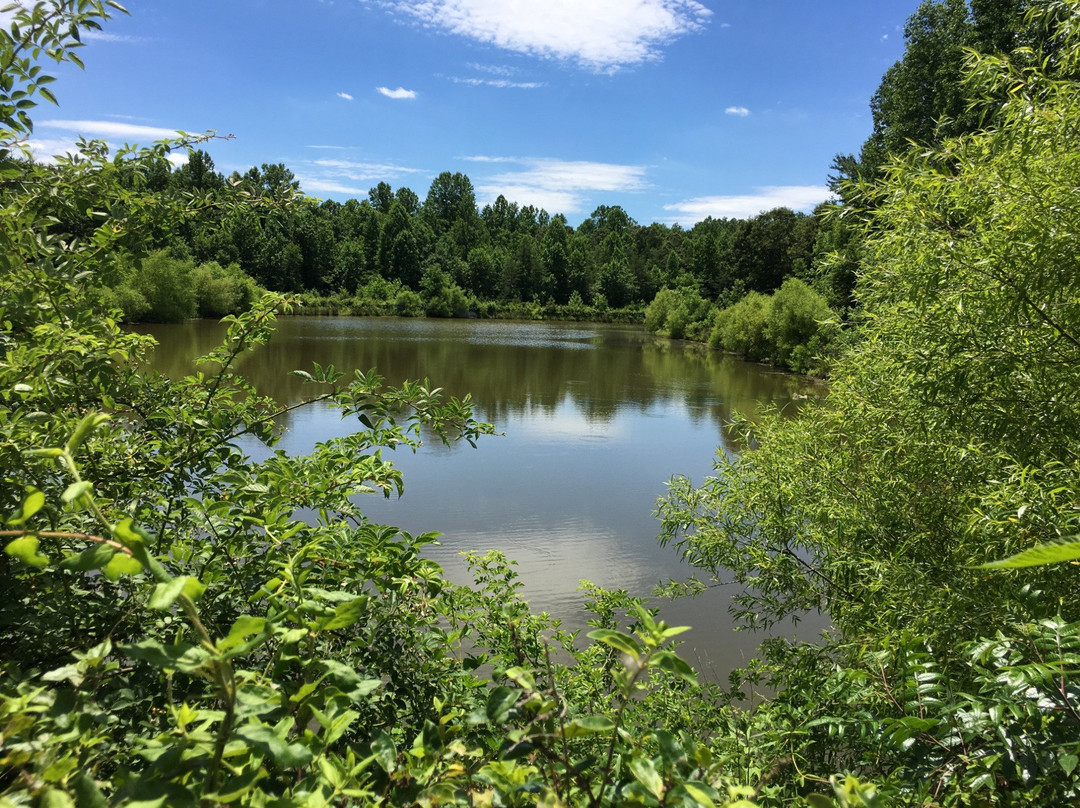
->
134, 318, 819, 439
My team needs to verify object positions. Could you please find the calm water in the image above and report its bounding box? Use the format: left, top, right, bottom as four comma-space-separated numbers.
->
135, 316, 826, 678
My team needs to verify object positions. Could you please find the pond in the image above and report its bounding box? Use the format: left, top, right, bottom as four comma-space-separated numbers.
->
134, 315, 827, 679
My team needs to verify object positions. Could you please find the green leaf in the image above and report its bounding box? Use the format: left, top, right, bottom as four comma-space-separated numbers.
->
683, 783, 717, 808
218, 616, 268, 652
40, 788, 75, 808
1061, 753, 1079, 776
652, 729, 685, 764
64, 411, 109, 455
58, 542, 115, 571
5, 535, 49, 567
561, 715, 615, 738
371, 730, 397, 774
121, 640, 209, 674
650, 650, 698, 687
61, 481, 92, 504
980, 537, 1080, 569
205, 768, 265, 803
22, 488, 45, 519
320, 596, 367, 631
113, 517, 150, 548
629, 756, 664, 799
70, 772, 108, 808
235, 723, 314, 768
149, 576, 204, 610
102, 553, 143, 579
586, 628, 644, 659
485, 685, 518, 724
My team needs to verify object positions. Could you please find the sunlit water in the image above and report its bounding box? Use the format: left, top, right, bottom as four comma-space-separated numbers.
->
135, 316, 827, 679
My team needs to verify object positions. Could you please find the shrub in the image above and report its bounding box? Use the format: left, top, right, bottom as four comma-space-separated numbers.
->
711, 291, 770, 360
128, 250, 198, 322
764, 277, 835, 371
393, 288, 424, 317
192, 261, 260, 318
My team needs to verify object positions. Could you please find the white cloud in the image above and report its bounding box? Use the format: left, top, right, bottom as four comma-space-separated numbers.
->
337, 91, 354, 100
468, 62, 516, 76
82, 31, 141, 42
470, 156, 648, 214
475, 184, 584, 214
22, 137, 82, 164
312, 158, 425, 181
663, 185, 831, 223
167, 152, 189, 167
298, 157, 425, 196
460, 155, 517, 163
299, 177, 367, 196
376, 86, 417, 99
725, 106, 750, 117
379, 0, 711, 72
26, 119, 193, 163
448, 76, 544, 89
39, 119, 186, 140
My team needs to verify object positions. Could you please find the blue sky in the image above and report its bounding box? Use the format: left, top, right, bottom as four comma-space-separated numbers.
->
25, 1, 911, 226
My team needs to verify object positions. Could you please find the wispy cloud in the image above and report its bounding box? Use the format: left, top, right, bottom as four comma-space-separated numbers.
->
664, 185, 831, 223
468, 156, 648, 214
459, 155, 517, 164
312, 158, 425, 182
83, 30, 142, 43
337, 91, 354, 101
27, 119, 191, 163
376, 0, 711, 72
725, 106, 750, 117
39, 119, 186, 140
376, 86, 417, 99
299, 177, 367, 195
468, 63, 516, 76
447, 76, 545, 89
297, 156, 427, 198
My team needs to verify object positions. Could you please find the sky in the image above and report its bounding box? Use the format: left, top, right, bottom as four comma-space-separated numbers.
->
23, 1, 914, 227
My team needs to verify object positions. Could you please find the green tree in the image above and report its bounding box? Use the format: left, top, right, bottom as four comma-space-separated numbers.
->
661, 6, 1080, 801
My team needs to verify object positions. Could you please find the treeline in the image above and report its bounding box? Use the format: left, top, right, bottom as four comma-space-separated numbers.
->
107, 151, 850, 324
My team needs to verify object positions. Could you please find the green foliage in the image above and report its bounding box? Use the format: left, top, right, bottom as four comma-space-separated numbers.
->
393, 287, 425, 317
192, 260, 260, 318
710, 292, 771, 362
128, 250, 198, 322
659, 2, 1080, 803
709, 281, 836, 373
763, 278, 836, 373
644, 287, 711, 340
420, 264, 471, 317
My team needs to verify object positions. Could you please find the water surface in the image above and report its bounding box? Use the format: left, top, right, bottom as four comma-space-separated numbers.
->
136, 316, 826, 677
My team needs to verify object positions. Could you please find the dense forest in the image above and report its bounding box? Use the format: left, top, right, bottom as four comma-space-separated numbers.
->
104, 153, 830, 324
4, 0, 1080, 807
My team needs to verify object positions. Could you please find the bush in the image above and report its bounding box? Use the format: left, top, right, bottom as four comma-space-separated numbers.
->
710, 291, 770, 360
645, 287, 711, 340
764, 277, 835, 371
129, 250, 198, 322
393, 288, 424, 317
192, 261, 260, 318
420, 265, 471, 317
